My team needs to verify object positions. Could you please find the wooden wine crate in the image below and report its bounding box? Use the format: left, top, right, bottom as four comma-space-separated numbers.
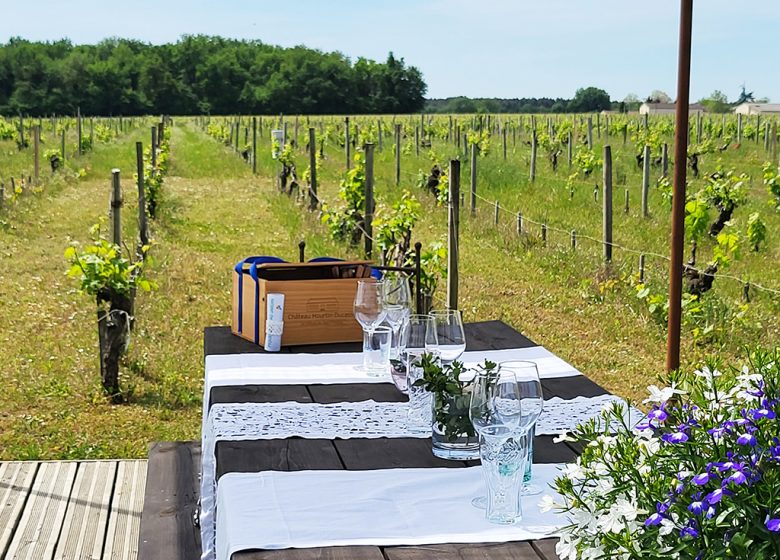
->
231, 260, 373, 347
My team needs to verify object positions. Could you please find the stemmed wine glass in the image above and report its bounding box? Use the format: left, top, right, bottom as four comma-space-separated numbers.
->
428, 309, 466, 364
353, 280, 387, 374
382, 275, 412, 360
392, 314, 436, 393
469, 366, 526, 523
500, 361, 544, 495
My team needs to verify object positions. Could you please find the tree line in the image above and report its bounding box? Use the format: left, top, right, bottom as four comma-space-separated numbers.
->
0, 36, 427, 116
425, 87, 613, 114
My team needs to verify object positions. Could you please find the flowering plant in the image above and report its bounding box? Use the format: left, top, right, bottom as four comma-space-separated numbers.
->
547, 349, 780, 560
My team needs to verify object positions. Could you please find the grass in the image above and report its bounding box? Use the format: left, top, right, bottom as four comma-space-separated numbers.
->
0, 113, 777, 460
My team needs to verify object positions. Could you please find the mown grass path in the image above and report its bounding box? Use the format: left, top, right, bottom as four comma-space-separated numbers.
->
0, 123, 344, 459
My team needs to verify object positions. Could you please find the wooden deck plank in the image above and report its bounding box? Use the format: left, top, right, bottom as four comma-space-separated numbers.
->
5, 461, 77, 560
234, 547, 386, 560
530, 539, 560, 560
0, 462, 38, 557
53, 461, 117, 560
383, 542, 545, 559
137, 443, 201, 560
103, 460, 147, 560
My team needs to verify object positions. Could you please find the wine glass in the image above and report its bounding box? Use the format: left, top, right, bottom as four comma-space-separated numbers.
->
500, 361, 544, 495
353, 280, 387, 374
382, 275, 412, 360
393, 314, 436, 392
469, 366, 525, 523
428, 309, 466, 363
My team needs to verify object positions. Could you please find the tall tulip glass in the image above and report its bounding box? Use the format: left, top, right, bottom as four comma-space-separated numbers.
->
353, 280, 387, 375
469, 367, 526, 524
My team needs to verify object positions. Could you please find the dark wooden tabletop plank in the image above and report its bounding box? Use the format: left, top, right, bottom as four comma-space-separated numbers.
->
383, 542, 546, 560
308, 383, 408, 404
334, 438, 470, 470
216, 439, 343, 479
541, 376, 607, 399
234, 546, 386, 560
463, 321, 537, 351
205, 321, 537, 358
210, 384, 313, 411
138, 441, 202, 560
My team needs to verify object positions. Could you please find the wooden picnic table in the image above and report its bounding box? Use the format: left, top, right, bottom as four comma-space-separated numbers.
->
140, 321, 608, 560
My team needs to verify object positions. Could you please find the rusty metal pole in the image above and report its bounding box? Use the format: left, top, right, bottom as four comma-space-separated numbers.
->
666, 0, 693, 374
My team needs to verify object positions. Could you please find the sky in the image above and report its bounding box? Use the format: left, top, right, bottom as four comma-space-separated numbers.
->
0, 0, 777, 102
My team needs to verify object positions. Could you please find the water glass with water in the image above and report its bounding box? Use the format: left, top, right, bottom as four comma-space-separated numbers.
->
363, 325, 392, 376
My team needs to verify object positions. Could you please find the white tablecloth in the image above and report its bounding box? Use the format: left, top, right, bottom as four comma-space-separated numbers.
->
217, 465, 564, 560
200, 346, 583, 560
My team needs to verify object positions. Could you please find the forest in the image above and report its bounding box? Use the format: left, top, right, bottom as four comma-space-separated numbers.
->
0, 35, 427, 116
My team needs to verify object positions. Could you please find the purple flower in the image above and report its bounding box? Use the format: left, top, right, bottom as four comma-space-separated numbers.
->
688, 500, 706, 515
712, 461, 735, 473
727, 469, 748, 486
692, 473, 710, 486
680, 525, 699, 538
767, 518, 780, 532
648, 407, 668, 423
663, 431, 689, 444
706, 488, 724, 504
737, 433, 757, 447
751, 408, 776, 420
645, 513, 664, 526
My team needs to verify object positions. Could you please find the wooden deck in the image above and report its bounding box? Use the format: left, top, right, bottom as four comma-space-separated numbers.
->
0, 459, 147, 560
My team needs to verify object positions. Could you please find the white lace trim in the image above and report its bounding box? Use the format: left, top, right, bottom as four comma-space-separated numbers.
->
207, 395, 638, 441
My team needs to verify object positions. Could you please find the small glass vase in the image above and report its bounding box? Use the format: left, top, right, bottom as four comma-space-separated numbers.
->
431, 392, 480, 460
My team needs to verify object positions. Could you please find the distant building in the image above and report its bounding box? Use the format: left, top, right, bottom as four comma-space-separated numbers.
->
639, 102, 706, 115
734, 103, 780, 115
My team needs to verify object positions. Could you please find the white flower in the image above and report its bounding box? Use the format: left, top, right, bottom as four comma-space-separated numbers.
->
556, 534, 580, 560
571, 508, 597, 531
694, 366, 722, 383
562, 462, 587, 482
644, 382, 685, 404
659, 518, 676, 536
553, 431, 576, 443
538, 494, 559, 513
613, 497, 641, 522
598, 510, 626, 533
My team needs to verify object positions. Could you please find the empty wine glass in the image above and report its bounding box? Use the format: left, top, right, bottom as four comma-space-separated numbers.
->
392, 314, 436, 392
382, 275, 412, 360
500, 361, 544, 495
428, 309, 466, 363
469, 366, 525, 524
353, 280, 387, 374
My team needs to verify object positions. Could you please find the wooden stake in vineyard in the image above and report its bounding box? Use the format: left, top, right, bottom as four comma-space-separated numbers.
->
667, 0, 693, 374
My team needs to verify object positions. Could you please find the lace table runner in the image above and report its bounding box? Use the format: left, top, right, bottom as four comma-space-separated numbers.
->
200, 395, 642, 560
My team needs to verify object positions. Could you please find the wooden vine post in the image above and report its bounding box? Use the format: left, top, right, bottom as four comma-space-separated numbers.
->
603, 146, 613, 262
98, 169, 132, 403
641, 144, 651, 217
252, 117, 257, 174
447, 159, 460, 310
344, 117, 351, 171
470, 143, 477, 215
363, 143, 375, 258
394, 124, 401, 186
308, 127, 318, 211
77, 107, 82, 155
136, 142, 149, 252
33, 125, 40, 185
